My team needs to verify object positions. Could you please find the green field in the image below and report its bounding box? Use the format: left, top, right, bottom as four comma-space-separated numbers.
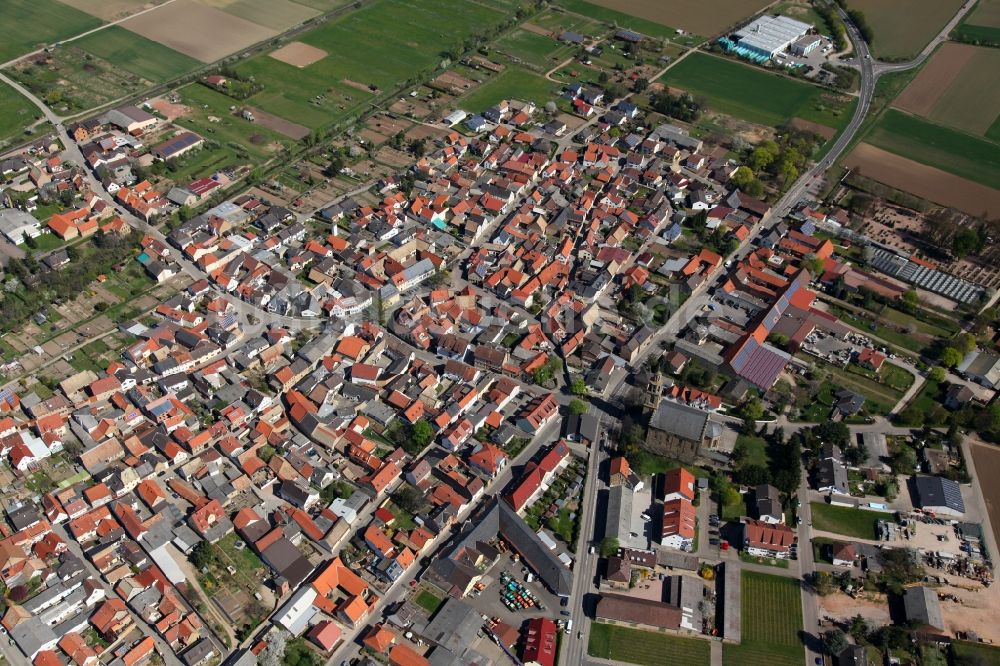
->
722, 571, 803, 666
954, 22, 1000, 45
0, 0, 104, 63
662, 52, 855, 132
952, 640, 1000, 665
588, 623, 710, 666
556, 0, 699, 43
414, 590, 443, 614
236, 0, 511, 129
0, 80, 40, 148
459, 67, 559, 112
866, 109, 1000, 189
72, 26, 201, 83
847, 0, 966, 60
495, 28, 575, 69
810, 502, 882, 539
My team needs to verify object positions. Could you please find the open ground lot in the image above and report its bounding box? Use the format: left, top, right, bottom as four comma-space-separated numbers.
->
970, 442, 1000, 555
577, 0, 770, 37
0, 81, 41, 149
555, 0, 701, 43
0, 0, 103, 63
810, 502, 881, 539
722, 571, 803, 666
458, 67, 559, 113
893, 43, 1000, 138
269, 41, 328, 68
954, 0, 1000, 44
661, 52, 854, 134
587, 623, 710, 666
847, 0, 966, 59
234, 0, 511, 129
119, 0, 277, 63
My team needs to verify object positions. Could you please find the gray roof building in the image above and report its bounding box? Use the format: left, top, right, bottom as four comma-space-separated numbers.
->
902, 585, 943, 630
912, 475, 965, 517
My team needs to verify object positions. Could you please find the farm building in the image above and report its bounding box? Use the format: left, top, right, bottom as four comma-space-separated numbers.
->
152, 132, 204, 161
0, 208, 42, 245
102, 105, 158, 134
732, 15, 812, 60
911, 475, 965, 517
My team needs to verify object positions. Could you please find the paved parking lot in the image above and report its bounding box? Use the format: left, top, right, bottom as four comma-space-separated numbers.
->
460, 552, 566, 627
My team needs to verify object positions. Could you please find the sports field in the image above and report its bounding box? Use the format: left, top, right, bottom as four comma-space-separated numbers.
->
0, 81, 40, 148
953, 0, 1000, 45
556, 0, 699, 43
579, 0, 770, 37
865, 109, 1000, 189
846, 0, 965, 59
0, 0, 103, 63
893, 43, 1000, 137
235, 0, 512, 129
722, 571, 803, 666
588, 623, 710, 666
72, 26, 202, 83
662, 52, 855, 132
459, 68, 558, 112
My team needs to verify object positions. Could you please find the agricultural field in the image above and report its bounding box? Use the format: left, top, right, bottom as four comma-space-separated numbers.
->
0, 80, 42, 149
952, 641, 1000, 666
722, 572, 803, 666
118, 0, 276, 63
842, 143, 1000, 218
845, 0, 966, 59
57, 0, 152, 22
494, 27, 578, 70
234, 0, 512, 129
555, 0, 700, 44
953, 0, 1000, 45
662, 52, 855, 134
459, 67, 559, 113
574, 0, 771, 38
0, 0, 103, 63
72, 26, 202, 83
810, 502, 881, 539
864, 109, 1000, 190
971, 443, 1000, 556
196, 0, 322, 31
588, 622, 710, 666
892, 43, 1000, 138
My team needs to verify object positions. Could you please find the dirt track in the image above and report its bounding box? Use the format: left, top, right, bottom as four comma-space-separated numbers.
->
843, 143, 1000, 218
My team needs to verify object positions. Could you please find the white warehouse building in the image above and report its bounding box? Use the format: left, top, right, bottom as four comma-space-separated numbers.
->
733, 15, 813, 60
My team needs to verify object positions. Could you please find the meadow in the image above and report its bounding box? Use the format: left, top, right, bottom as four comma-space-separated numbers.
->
494, 28, 576, 70
72, 26, 202, 83
459, 68, 559, 112
0, 0, 103, 63
588, 623, 710, 666
235, 0, 511, 129
866, 109, 1000, 190
846, 0, 966, 60
662, 52, 855, 132
722, 571, 804, 666
556, 0, 699, 43
0, 81, 41, 149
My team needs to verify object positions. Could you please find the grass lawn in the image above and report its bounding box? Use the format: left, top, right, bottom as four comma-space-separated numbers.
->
811, 359, 903, 415
952, 640, 1000, 665
588, 622, 710, 665
0, 0, 103, 63
905, 379, 943, 414
629, 450, 705, 479
72, 26, 202, 83
723, 571, 803, 666
459, 67, 560, 113
236, 0, 511, 128
810, 502, 881, 539
866, 109, 1000, 189
556, 0, 700, 44
0, 80, 41, 148
739, 551, 790, 569
734, 435, 768, 466
879, 363, 914, 392
414, 590, 444, 614
661, 52, 855, 131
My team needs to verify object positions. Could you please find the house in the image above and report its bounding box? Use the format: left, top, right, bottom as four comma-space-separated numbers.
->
815, 445, 849, 496
742, 518, 795, 558
662, 467, 695, 502
830, 542, 857, 567
837, 645, 869, 666
902, 585, 943, 630
522, 617, 558, 666
856, 348, 886, 372
911, 475, 965, 517
517, 393, 558, 433
754, 484, 783, 524
152, 132, 204, 161
608, 456, 641, 490
660, 498, 695, 551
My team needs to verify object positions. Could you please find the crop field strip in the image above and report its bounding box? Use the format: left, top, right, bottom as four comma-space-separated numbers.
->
846, 0, 966, 60
72, 26, 203, 83
661, 52, 855, 134
555, 0, 700, 43
0, 0, 104, 63
953, 0, 1000, 45
574, 0, 772, 39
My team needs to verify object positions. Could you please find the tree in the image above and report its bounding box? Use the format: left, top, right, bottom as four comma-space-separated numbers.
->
257, 631, 287, 666
569, 378, 588, 396
743, 178, 765, 198
410, 419, 434, 450
568, 399, 588, 415
392, 486, 427, 515
813, 571, 838, 596
738, 397, 764, 421
802, 252, 825, 276
409, 138, 426, 158
599, 536, 619, 557
821, 629, 849, 656
940, 346, 964, 368
190, 541, 216, 569
731, 165, 754, 188
928, 366, 946, 383
812, 421, 850, 448
952, 227, 982, 258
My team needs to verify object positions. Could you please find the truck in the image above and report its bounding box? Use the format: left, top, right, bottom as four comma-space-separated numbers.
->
565, 620, 573, 634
